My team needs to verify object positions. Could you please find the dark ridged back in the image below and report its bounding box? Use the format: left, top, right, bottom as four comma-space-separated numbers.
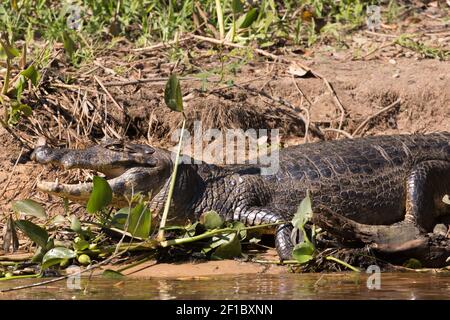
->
268, 132, 449, 224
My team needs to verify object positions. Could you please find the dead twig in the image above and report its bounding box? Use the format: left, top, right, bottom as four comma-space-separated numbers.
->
131, 36, 192, 52
360, 41, 396, 60
352, 98, 401, 137
103, 76, 206, 87
93, 75, 125, 113
291, 75, 311, 143
322, 78, 346, 136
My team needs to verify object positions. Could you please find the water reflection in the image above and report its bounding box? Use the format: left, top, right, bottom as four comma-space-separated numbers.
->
0, 273, 450, 300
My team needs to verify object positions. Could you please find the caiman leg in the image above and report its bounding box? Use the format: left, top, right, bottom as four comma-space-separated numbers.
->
234, 207, 293, 260
313, 161, 450, 263
405, 160, 450, 231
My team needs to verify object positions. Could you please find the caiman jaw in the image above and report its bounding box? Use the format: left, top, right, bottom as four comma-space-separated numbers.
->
32, 141, 173, 206
37, 180, 94, 203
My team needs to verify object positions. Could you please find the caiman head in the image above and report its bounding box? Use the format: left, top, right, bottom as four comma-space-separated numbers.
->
31, 139, 174, 206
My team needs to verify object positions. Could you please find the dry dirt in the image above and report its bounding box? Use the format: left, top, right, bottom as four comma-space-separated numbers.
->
0, 9, 449, 276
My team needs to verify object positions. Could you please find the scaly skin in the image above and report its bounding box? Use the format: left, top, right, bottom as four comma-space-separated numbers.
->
31, 133, 450, 260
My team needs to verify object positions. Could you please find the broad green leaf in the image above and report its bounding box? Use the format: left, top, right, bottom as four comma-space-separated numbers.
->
102, 269, 125, 279
70, 215, 82, 233
199, 211, 223, 230
42, 247, 76, 270
291, 192, 313, 229
164, 74, 183, 112
212, 232, 242, 259
239, 8, 259, 29
231, 0, 244, 14
12, 199, 46, 219
86, 176, 112, 213
292, 242, 314, 264
20, 64, 39, 86
126, 203, 152, 238
15, 220, 48, 248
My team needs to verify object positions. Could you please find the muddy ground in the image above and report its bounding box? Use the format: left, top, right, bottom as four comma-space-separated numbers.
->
0, 7, 449, 276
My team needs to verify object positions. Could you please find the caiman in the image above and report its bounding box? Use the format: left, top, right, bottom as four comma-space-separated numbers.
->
31, 132, 450, 266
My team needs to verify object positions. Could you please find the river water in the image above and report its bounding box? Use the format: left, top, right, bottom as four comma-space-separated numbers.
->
0, 272, 449, 299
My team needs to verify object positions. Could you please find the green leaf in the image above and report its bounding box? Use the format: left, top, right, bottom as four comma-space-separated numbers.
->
231, 221, 247, 240
212, 232, 242, 259
14, 75, 26, 101
164, 74, 183, 112
42, 247, 76, 270
9, 102, 33, 125
291, 192, 313, 229
111, 209, 129, 229
73, 238, 90, 251
46, 238, 55, 251
292, 242, 315, 264
12, 199, 46, 219
102, 269, 125, 279
126, 203, 152, 238
231, 0, 244, 14
14, 103, 32, 116
239, 8, 259, 29
70, 215, 82, 234
62, 31, 76, 58
86, 176, 113, 213
15, 220, 49, 248
0, 38, 20, 60
199, 211, 223, 230
31, 246, 45, 263
20, 64, 39, 86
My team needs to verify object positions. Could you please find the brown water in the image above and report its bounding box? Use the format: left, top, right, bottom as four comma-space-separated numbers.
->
0, 273, 449, 300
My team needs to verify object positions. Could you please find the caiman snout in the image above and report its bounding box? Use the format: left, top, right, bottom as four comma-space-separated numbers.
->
32, 140, 173, 206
